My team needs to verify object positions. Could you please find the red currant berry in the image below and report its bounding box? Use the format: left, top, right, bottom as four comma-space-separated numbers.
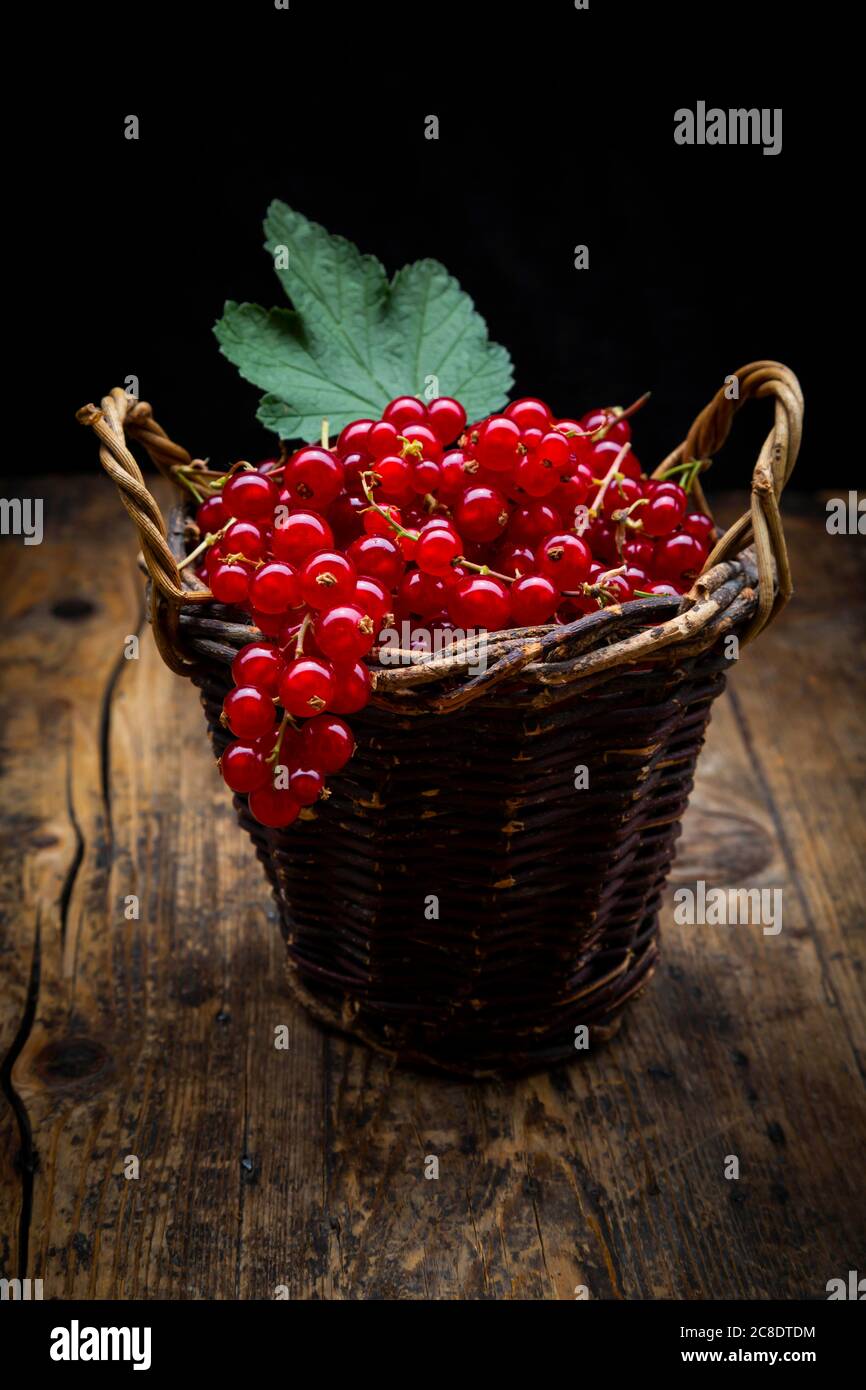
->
289, 765, 325, 806
455, 484, 509, 543
601, 475, 644, 519
477, 416, 521, 471
383, 396, 428, 430
653, 533, 708, 583
399, 568, 446, 618
622, 537, 655, 567
298, 550, 358, 609
439, 449, 469, 496
285, 447, 343, 509
347, 534, 405, 588
250, 561, 302, 614
278, 657, 336, 716
410, 458, 441, 493
210, 562, 251, 605
374, 453, 411, 496
224, 685, 277, 739
400, 422, 442, 463
509, 501, 563, 544
328, 491, 366, 548
584, 518, 619, 563
336, 419, 374, 458
645, 581, 683, 597
223, 520, 267, 561
222, 471, 278, 524
248, 784, 302, 828
196, 495, 226, 533
314, 603, 375, 662
329, 659, 372, 714
510, 573, 559, 625
515, 451, 559, 498
271, 509, 333, 563
354, 576, 391, 623
221, 740, 270, 794
683, 512, 715, 545
427, 396, 467, 445
368, 419, 400, 459
494, 542, 536, 578
231, 642, 285, 695
505, 397, 552, 432
536, 431, 571, 470
452, 574, 511, 630
303, 714, 355, 773
642, 492, 687, 539
581, 408, 631, 445
537, 533, 592, 588
415, 524, 463, 577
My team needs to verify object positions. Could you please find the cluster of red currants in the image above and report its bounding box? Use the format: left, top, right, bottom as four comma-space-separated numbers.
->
190, 391, 715, 827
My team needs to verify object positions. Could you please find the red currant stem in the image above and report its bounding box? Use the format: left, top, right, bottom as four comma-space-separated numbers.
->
454, 557, 515, 584
224, 552, 264, 568
266, 710, 297, 765
657, 456, 708, 493
320, 419, 330, 450
633, 590, 657, 599
294, 611, 313, 657
397, 436, 425, 461
609, 497, 648, 525
173, 470, 207, 505
589, 444, 632, 518
359, 472, 420, 541
178, 516, 238, 571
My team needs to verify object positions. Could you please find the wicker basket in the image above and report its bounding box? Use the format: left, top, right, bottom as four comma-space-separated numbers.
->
78, 362, 803, 1077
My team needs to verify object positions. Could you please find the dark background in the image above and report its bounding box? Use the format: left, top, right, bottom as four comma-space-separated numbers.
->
34, 2, 833, 491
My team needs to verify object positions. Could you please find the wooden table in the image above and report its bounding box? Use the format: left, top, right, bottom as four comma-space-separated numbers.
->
1, 482, 864, 1300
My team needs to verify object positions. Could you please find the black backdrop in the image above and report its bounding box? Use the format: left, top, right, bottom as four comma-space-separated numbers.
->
35, 2, 832, 490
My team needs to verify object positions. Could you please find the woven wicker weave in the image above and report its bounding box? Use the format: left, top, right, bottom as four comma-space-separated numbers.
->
78, 362, 803, 1076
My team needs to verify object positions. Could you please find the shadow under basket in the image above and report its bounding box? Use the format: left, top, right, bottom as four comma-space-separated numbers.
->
79, 360, 803, 1078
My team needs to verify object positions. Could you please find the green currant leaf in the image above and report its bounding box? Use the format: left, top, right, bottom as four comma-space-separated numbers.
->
214, 202, 514, 441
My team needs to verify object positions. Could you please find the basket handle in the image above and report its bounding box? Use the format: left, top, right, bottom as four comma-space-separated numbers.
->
76, 388, 209, 675
653, 360, 803, 643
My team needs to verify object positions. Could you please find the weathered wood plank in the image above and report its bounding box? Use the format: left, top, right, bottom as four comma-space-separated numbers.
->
1, 482, 863, 1300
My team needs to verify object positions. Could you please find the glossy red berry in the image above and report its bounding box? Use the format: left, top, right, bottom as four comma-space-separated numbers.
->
248, 784, 302, 828
329, 659, 372, 714
197, 495, 226, 533
374, 453, 411, 496
314, 603, 375, 661
683, 512, 715, 545
537, 533, 592, 588
510, 573, 559, 625
455, 484, 509, 543
453, 574, 511, 630
249, 561, 302, 614
653, 533, 708, 583
495, 542, 536, 578
505, 397, 552, 432
400, 422, 443, 463
336, 419, 374, 458
367, 419, 400, 459
222, 471, 278, 524
288, 765, 325, 806
415, 524, 463, 576
601, 475, 644, 519
224, 685, 277, 739
642, 492, 687, 538
354, 575, 391, 623
221, 741, 270, 793
271, 510, 333, 563
347, 534, 405, 588
223, 520, 267, 561
383, 396, 428, 430
298, 550, 358, 609
509, 501, 563, 544
278, 657, 336, 717
303, 714, 355, 773
427, 396, 467, 444
285, 447, 343, 509
231, 642, 285, 696
477, 416, 521, 472
210, 562, 251, 605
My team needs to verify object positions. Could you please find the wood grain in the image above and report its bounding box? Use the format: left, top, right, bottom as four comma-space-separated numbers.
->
1, 482, 864, 1299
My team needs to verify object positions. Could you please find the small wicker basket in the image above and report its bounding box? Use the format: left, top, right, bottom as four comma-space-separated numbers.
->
78, 362, 802, 1077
